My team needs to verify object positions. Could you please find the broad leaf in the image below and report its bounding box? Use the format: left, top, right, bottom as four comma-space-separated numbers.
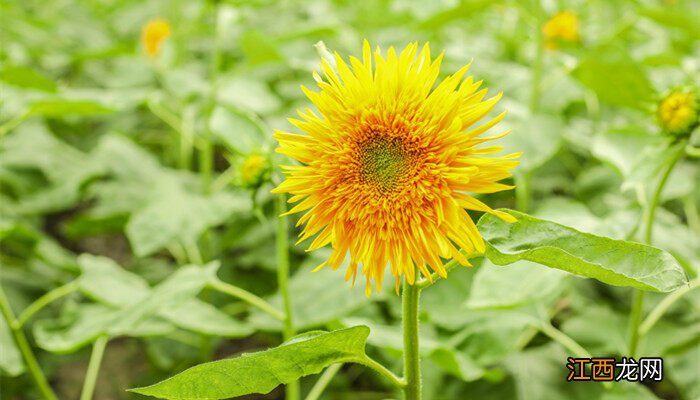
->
0, 316, 24, 376
130, 326, 370, 399
572, 45, 655, 110
126, 178, 250, 257
466, 259, 566, 309
209, 106, 268, 154
478, 210, 688, 292
0, 65, 57, 92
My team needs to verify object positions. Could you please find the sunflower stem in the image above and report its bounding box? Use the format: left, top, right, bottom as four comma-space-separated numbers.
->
628, 142, 686, 357
276, 193, 299, 400
402, 277, 421, 400
0, 285, 58, 400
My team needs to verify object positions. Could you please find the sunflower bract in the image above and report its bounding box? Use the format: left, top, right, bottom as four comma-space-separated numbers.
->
273, 41, 520, 296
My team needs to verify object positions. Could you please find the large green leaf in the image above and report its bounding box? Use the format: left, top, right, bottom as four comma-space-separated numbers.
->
125, 178, 250, 257
466, 259, 566, 309
572, 45, 656, 110
0, 65, 57, 92
209, 106, 268, 154
130, 326, 370, 399
478, 210, 688, 292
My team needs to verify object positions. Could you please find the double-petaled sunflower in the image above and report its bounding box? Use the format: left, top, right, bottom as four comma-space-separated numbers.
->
273, 41, 519, 296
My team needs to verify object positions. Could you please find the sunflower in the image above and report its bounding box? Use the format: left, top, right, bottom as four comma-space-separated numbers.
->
658, 89, 699, 137
273, 41, 519, 295
142, 19, 172, 58
542, 11, 580, 49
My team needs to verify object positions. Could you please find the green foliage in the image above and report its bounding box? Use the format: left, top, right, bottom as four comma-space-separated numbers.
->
478, 210, 688, 292
1, 0, 698, 399
130, 326, 370, 399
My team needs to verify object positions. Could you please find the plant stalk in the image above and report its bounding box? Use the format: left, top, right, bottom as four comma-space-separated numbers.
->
276, 193, 299, 400
80, 335, 108, 400
208, 279, 285, 321
15, 281, 78, 328
0, 285, 58, 400
305, 363, 342, 400
402, 278, 421, 400
628, 143, 686, 357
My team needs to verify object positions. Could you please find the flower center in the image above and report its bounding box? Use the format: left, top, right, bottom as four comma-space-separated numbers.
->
358, 136, 414, 194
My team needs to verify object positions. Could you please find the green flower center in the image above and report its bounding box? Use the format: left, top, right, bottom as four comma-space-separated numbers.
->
359, 137, 413, 193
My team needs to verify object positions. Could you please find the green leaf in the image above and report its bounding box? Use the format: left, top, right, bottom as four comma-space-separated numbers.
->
0, 65, 57, 92
159, 299, 253, 337
466, 259, 566, 309
129, 326, 370, 399
572, 45, 656, 110
239, 30, 284, 65
209, 106, 268, 154
33, 303, 173, 353
125, 178, 250, 257
107, 263, 219, 335
429, 347, 484, 382
249, 251, 371, 330
0, 315, 24, 376
478, 210, 688, 292
78, 254, 150, 307
0, 122, 105, 213
640, 8, 700, 39
591, 125, 665, 178
29, 99, 114, 116
500, 113, 563, 172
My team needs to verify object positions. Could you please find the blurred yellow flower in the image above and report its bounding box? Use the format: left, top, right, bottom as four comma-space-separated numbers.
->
273, 41, 519, 296
658, 90, 698, 136
142, 19, 171, 57
542, 11, 580, 49
240, 154, 269, 188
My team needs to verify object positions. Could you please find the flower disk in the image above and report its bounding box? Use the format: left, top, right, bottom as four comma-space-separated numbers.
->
658, 90, 699, 137
274, 42, 520, 296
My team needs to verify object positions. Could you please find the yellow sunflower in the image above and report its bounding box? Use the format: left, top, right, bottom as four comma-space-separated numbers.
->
542, 11, 580, 49
142, 19, 172, 58
273, 41, 519, 295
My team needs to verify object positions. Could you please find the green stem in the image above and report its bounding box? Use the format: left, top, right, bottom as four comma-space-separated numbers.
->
643, 145, 685, 245
628, 144, 686, 357
80, 335, 108, 400
358, 355, 405, 388
15, 281, 79, 329
208, 279, 285, 321
530, 26, 544, 113
0, 285, 58, 400
627, 290, 645, 358
514, 172, 531, 213
305, 363, 342, 400
416, 251, 482, 289
640, 278, 700, 336
200, 4, 223, 194
538, 322, 591, 358
402, 278, 421, 400
0, 110, 32, 138
275, 193, 299, 400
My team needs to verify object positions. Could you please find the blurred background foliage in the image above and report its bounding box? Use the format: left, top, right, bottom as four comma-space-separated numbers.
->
0, 0, 699, 399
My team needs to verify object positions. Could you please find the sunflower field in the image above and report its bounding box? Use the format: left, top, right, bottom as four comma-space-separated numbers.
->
1, 0, 699, 399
